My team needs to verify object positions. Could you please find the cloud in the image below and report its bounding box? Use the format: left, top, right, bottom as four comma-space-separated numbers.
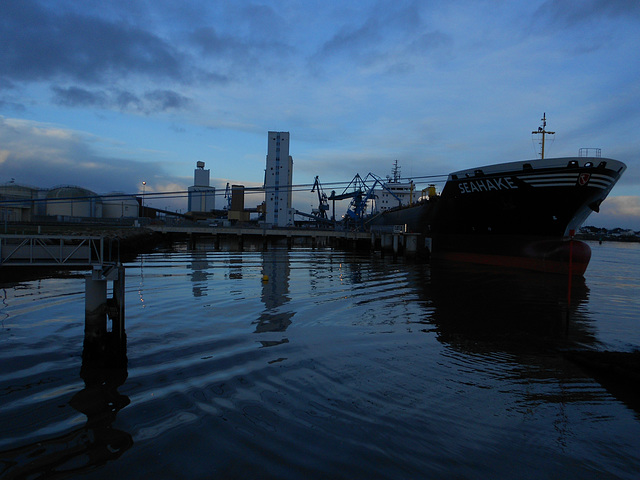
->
187, 4, 294, 78
144, 90, 192, 112
602, 196, 640, 217
0, 99, 27, 113
536, 0, 640, 27
51, 86, 192, 114
0, 116, 183, 196
590, 196, 640, 230
51, 86, 108, 108
1, 0, 291, 90
0, 0, 189, 85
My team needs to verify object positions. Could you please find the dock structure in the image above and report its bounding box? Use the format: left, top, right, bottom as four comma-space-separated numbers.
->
0, 234, 126, 343
148, 225, 429, 258
0, 234, 105, 267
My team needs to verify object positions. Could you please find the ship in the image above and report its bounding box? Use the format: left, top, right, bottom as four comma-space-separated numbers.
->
368, 116, 627, 275
375, 160, 416, 212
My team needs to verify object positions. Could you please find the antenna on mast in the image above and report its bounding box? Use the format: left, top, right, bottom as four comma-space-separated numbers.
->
532, 113, 555, 159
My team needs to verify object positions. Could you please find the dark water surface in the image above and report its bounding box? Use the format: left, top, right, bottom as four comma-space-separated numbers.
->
1, 241, 639, 479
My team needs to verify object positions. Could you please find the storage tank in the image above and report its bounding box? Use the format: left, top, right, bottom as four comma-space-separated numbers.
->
0, 183, 38, 199
102, 192, 140, 218
0, 182, 39, 221
46, 186, 102, 218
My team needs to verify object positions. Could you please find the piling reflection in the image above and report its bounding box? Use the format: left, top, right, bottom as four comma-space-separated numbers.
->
0, 321, 132, 478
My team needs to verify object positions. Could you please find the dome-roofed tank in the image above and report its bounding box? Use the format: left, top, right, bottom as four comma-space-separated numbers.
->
102, 192, 140, 218
46, 186, 102, 218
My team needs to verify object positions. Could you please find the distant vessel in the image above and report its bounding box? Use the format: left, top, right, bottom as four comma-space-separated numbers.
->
369, 116, 627, 275
375, 160, 416, 212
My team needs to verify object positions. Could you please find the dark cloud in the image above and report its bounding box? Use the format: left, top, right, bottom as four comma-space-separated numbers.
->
115, 91, 143, 112
407, 32, 452, 53
0, 0, 187, 84
318, 2, 423, 57
189, 24, 292, 76
0, 77, 17, 91
312, 2, 449, 72
144, 90, 192, 112
317, 15, 384, 59
0, 99, 26, 113
535, 0, 640, 27
51, 86, 108, 108
51, 86, 191, 114
191, 27, 248, 57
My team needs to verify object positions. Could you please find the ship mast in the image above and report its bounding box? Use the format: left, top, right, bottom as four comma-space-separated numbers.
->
391, 160, 400, 183
532, 113, 555, 159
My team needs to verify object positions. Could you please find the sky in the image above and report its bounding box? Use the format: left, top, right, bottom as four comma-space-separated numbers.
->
1, 0, 639, 228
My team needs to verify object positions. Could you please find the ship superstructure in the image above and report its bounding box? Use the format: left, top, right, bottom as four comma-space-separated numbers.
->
375, 160, 415, 213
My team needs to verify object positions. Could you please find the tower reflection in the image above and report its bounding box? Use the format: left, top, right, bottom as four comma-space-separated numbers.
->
255, 248, 293, 337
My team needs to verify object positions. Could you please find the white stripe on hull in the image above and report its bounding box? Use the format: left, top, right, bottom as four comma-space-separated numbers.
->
516, 172, 616, 190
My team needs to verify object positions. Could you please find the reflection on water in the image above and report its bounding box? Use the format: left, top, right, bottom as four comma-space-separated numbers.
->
256, 249, 293, 334
0, 317, 131, 478
189, 251, 212, 298
1, 243, 639, 479
420, 263, 594, 351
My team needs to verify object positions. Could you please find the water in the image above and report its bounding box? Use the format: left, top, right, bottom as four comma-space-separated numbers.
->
1, 241, 639, 479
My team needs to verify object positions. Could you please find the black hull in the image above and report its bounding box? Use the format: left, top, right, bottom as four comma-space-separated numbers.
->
371, 157, 626, 274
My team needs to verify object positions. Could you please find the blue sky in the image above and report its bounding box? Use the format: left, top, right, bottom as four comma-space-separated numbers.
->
1, 0, 639, 228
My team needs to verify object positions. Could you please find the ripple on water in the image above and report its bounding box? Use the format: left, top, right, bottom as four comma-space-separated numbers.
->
1, 247, 640, 479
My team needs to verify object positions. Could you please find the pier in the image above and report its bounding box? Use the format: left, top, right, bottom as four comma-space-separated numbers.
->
0, 226, 429, 342
147, 224, 430, 258
1, 234, 126, 343
0, 225, 430, 360
0, 234, 106, 267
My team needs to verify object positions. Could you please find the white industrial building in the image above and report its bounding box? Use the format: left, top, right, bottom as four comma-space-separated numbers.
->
264, 131, 294, 227
188, 161, 216, 214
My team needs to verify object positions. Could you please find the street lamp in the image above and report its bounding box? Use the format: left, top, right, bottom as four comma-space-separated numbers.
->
142, 181, 146, 217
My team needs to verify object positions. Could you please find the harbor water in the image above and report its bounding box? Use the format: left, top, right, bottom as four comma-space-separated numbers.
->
1, 240, 639, 479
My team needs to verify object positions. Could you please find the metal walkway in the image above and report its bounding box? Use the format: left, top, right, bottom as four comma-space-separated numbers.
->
0, 235, 105, 267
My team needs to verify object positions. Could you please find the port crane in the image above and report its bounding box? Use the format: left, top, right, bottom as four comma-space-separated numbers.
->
334, 173, 402, 230
311, 176, 330, 220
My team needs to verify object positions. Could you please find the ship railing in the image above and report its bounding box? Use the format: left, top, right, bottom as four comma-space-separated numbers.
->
579, 148, 601, 158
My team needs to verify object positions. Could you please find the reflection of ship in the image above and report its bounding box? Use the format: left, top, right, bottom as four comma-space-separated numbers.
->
414, 262, 594, 351
370, 118, 626, 275
413, 261, 640, 414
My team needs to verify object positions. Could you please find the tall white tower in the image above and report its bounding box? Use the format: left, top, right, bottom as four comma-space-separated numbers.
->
188, 161, 216, 214
264, 131, 294, 226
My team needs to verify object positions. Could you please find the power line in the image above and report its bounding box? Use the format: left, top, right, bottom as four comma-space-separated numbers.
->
1, 174, 450, 206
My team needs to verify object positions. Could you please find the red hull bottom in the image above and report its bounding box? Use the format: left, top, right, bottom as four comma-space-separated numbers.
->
432, 239, 591, 276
